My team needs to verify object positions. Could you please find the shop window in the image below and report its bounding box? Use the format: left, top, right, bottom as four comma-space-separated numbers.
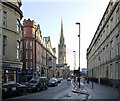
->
2, 70, 5, 83
6, 70, 16, 82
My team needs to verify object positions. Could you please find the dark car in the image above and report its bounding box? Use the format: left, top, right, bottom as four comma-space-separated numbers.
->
57, 78, 63, 83
2, 81, 27, 97
48, 77, 58, 87
26, 77, 48, 92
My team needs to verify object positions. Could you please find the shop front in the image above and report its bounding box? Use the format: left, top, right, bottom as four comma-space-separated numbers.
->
2, 67, 22, 83
25, 68, 36, 81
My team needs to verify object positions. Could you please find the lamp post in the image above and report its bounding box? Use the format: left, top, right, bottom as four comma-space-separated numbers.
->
35, 25, 39, 77
76, 22, 80, 88
73, 51, 76, 82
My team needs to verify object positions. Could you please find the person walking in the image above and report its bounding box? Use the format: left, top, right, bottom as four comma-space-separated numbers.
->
86, 76, 89, 84
77, 77, 80, 88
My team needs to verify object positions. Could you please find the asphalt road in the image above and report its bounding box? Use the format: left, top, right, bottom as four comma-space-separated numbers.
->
3, 79, 73, 100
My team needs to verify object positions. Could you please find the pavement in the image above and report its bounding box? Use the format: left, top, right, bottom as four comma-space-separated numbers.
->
60, 79, 120, 100
58, 79, 89, 100
85, 81, 120, 100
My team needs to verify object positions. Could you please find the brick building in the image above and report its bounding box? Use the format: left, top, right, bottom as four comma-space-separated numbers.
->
21, 19, 56, 81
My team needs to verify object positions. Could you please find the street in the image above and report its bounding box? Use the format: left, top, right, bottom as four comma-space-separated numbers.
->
2, 79, 74, 100
2, 78, 120, 101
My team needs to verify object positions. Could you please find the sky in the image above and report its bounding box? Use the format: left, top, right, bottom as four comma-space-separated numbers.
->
21, 0, 109, 70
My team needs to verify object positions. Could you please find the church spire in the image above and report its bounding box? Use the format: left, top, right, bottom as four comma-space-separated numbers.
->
58, 19, 66, 64
60, 19, 65, 44
61, 19, 63, 37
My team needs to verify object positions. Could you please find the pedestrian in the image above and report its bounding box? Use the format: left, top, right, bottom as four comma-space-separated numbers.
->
86, 77, 89, 84
77, 77, 80, 88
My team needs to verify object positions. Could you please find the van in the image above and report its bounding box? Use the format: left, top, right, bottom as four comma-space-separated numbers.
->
26, 77, 48, 92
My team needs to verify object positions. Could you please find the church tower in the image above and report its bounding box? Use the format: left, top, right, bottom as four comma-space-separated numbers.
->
58, 20, 66, 64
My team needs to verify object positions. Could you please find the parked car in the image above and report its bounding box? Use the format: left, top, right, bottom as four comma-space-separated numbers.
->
57, 78, 63, 83
26, 77, 48, 92
67, 77, 71, 81
2, 81, 27, 97
48, 77, 58, 87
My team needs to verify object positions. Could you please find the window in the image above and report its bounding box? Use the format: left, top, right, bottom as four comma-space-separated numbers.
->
30, 51, 32, 59
100, 34, 102, 42
30, 62, 32, 68
110, 17, 113, 30
110, 64, 113, 79
115, 62, 119, 80
26, 40, 29, 49
106, 24, 109, 36
30, 41, 32, 49
110, 41, 113, 59
17, 19, 21, 32
17, 40, 20, 59
26, 62, 28, 69
106, 45, 109, 61
106, 66, 108, 78
3, 11, 7, 26
20, 42, 22, 60
116, 8, 119, 24
3, 35, 7, 56
103, 48, 105, 63
26, 51, 28, 59
116, 35, 119, 56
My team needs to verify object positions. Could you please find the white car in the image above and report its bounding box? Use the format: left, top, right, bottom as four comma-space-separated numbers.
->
67, 77, 71, 81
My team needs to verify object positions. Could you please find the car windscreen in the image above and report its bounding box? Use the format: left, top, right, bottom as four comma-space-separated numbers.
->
29, 80, 38, 83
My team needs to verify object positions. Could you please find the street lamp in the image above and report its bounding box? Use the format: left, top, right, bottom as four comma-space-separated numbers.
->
76, 22, 80, 88
76, 22, 80, 71
73, 51, 76, 82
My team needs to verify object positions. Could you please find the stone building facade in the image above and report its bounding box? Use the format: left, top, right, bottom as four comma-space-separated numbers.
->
87, 1, 120, 88
1, 0, 23, 83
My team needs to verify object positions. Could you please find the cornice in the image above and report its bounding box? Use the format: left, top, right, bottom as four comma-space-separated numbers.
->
2, 1, 23, 19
